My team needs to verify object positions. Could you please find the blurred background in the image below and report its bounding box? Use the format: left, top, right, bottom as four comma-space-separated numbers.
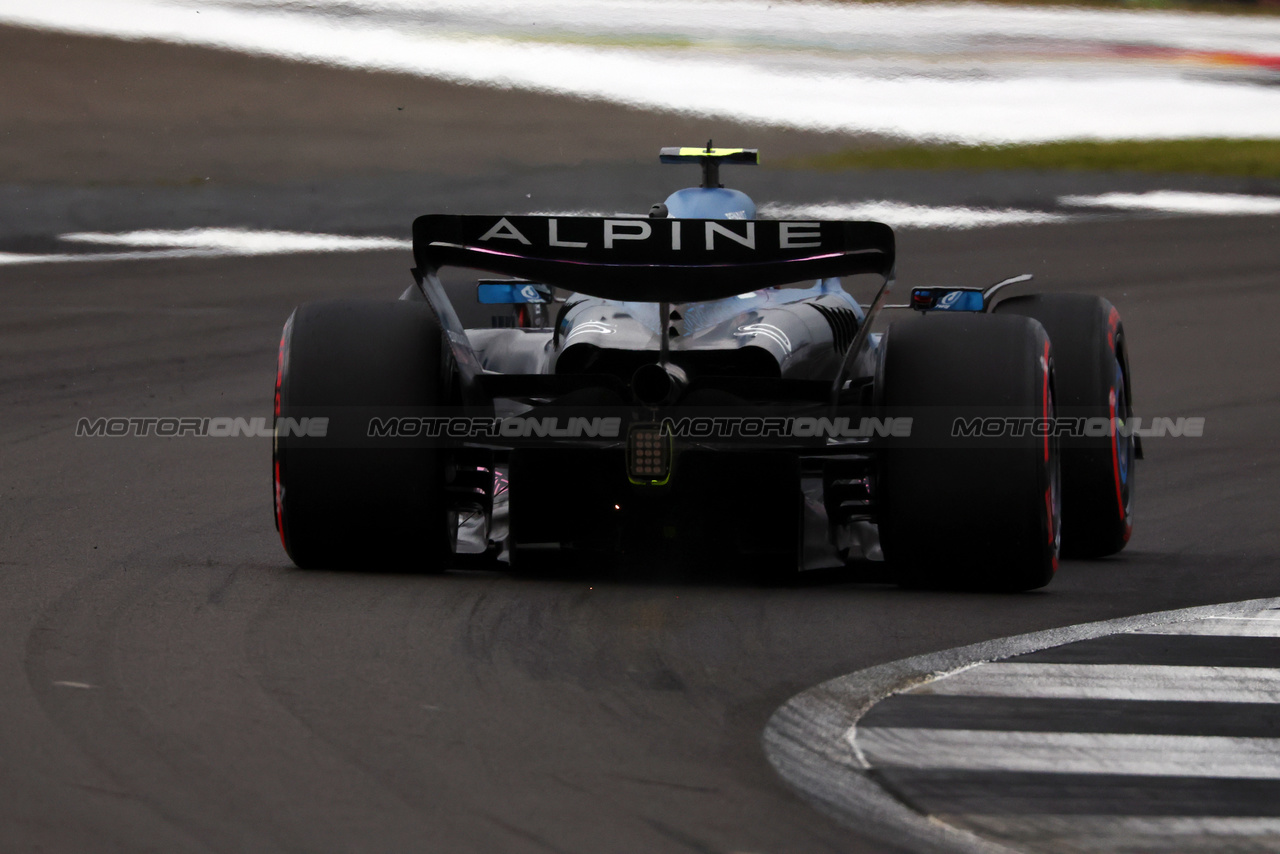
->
2, 0, 1279, 246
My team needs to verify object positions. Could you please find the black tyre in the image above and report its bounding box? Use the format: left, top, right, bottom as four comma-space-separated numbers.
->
877, 314, 1060, 591
273, 299, 453, 570
994, 294, 1134, 557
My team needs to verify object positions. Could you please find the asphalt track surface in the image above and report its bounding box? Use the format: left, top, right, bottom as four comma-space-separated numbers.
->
3, 24, 1280, 854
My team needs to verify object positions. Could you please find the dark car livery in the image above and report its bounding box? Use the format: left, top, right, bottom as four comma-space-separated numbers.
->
272, 146, 1136, 589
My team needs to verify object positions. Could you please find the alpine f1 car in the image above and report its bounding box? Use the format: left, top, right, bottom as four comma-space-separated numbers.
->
272, 146, 1137, 590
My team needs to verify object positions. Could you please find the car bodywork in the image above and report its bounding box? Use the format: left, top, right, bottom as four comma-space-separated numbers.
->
395, 147, 1042, 571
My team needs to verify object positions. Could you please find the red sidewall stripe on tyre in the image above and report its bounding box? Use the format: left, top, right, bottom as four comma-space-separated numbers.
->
273, 315, 292, 554
1106, 308, 1126, 524
1042, 339, 1057, 572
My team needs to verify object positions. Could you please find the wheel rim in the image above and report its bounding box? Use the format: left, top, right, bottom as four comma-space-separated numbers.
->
1048, 373, 1062, 564
1110, 355, 1135, 534
1114, 358, 1133, 492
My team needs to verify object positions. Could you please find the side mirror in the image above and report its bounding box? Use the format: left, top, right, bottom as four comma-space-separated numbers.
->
476, 280, 552, 305
910, 288, 984, 313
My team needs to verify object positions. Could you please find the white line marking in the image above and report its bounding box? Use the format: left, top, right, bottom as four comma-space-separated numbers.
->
858, 728, 1280, 778
760, 202, 1068, 230
1138, 616, 1280, 637
0, 229, 410, 266
0, 250, 210, 266
52, 681, 93, 689
542, 203, 1071, 229
913, 663, 1280, 702
61, 228, 409, 253
938, 815, 1280, 851
1061, 191, 1280, 216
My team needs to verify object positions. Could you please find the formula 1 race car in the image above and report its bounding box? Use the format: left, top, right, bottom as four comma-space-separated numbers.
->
272, 146, 1137, 590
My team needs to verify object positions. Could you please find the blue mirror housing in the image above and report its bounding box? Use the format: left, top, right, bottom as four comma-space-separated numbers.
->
476, 280, 552, 305
911, 288, 985, 312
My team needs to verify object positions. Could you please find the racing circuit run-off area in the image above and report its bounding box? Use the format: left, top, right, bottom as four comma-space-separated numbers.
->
1, 2, 1279, 853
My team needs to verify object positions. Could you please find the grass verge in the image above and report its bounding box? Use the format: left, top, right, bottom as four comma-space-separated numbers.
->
789, 139, 1280, 178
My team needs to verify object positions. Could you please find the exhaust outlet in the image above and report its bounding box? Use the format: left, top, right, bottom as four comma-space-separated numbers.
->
631, 362, 687, 406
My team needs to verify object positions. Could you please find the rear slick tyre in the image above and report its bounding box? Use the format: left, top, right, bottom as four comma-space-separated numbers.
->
273, 299, 453, 571
877, 314, 1060, 592
994, 294, 1134, 557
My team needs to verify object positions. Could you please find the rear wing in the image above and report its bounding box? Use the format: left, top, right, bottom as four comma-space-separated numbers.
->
412, 214, 894, 303
411, 214, 897, 410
